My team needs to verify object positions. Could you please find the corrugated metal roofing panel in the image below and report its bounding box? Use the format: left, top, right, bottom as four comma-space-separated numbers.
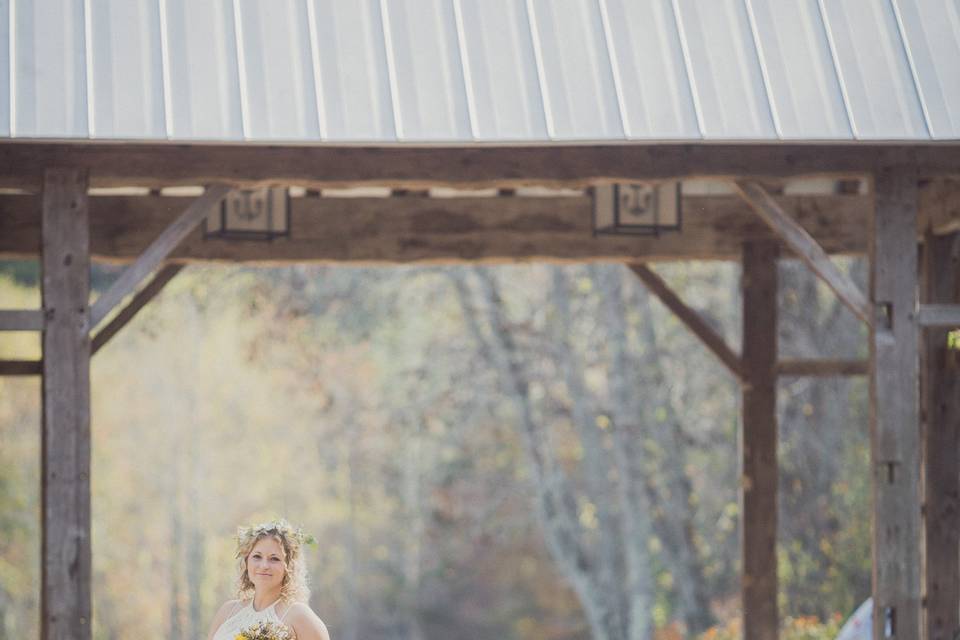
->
893, 0, 960, 139
746, 0, 851, 139
820, 0, 928, 139
235, 0, 320, 140
1, 0, 957, 143
11, 0, 88, 137
602, 0, 699, 139
0, 0, 9, 136
528, 0, 623, 139
673, 0, 776, 138
163, 0, 243, 139
89, 0, 165, 138
381, 0, 471, 141
311, 0, 395, 141
456, 0, 547, 140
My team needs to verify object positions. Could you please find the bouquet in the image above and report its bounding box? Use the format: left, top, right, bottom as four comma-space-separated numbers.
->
235, 621, 295, 640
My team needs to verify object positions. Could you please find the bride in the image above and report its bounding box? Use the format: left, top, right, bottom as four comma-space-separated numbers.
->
206, 519, 331, 640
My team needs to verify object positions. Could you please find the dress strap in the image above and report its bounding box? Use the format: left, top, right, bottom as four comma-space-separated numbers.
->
278, 602, 295, 624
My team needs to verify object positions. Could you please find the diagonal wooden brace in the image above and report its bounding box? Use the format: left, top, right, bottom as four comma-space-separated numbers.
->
89, 185, 230, 330
628, 263, 745, 383
91, 264, 185, 355
733, 180, 872, 326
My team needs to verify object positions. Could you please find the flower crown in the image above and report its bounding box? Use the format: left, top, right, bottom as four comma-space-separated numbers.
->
235, 518, 317, 557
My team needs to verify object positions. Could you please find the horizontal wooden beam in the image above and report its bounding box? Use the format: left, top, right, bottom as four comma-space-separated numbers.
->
629, 263, 745, 382
92, 264, 184, 355
734, 180, 873, 326
0, 359, 42, 376
0, 143, 958, 191
0, 309, 43, 331
918, 304, 960, 328
0, 193, 871, 265
776, 359, 869, 376
89, 186, 229, 329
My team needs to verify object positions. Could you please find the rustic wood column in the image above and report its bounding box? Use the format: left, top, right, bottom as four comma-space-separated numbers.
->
922, 231, 960, 640
871, 168, 921, 640
41, 168, 91, 640
742, 240, 779, 640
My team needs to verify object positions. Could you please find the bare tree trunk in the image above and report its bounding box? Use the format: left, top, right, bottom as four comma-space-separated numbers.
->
400, 412, 426, 640
550, 267, 632, 640
183, 294, 206, 640
592, 264, 663, 640
168, 471, 183, 640
630, 277, 715, 634
186, 441, 205, 640
0, 585, 11, 640
343, 436, 360, 640
450, 267, 625, 640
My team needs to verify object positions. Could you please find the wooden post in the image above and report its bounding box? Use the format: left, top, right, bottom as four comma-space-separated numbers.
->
41, 168, 91, 640
922, 231, 960, 640
742, 240, 779, 640
871, 168, 921, 640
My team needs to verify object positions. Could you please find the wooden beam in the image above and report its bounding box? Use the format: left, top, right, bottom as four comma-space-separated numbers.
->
628, 263, 744, 382
88, 186, 229, 329
0, 309, 43, 331
871, 167, 921, 640
0, 359, 42, 376
776, 359, 868, 376
917, 304, 960, 328
922, 231, 960, 640
0, 143, 959, 190
0, 193, 872, 264
734, 180, 872, 325
91, 264, 184, 355
923, 179, 960, 236
41, 168, 91, 640
741, 240, 779, 640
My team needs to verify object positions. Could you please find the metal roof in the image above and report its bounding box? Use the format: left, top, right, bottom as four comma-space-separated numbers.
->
2, 0, 958, 143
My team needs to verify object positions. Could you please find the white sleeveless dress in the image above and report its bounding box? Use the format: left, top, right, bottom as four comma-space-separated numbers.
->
212, 599, 293, 640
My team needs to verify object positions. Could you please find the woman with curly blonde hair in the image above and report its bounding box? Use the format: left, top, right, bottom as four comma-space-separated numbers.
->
206, 519, 330, 640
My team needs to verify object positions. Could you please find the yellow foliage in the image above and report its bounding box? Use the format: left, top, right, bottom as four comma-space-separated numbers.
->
698, 614, 843, 640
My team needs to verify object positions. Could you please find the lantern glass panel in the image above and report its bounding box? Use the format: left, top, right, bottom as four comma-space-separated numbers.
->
592, 182, 681, 235
204, 187, 289, 240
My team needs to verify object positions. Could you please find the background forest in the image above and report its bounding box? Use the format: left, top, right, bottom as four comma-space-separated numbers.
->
0, 258, 869, 640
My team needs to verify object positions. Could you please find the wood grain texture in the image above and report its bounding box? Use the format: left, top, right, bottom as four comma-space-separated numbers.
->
0, 143, 959, 190
871, 167, 921, 640
922, 232, 960, 640
741, 241, 779, 640
41, 168, 91, 640
0, 193, 871, 264
923, 179, 960, 235
629, 263, 744, 382
89, 186, 228, 329
734, 180, 872, 325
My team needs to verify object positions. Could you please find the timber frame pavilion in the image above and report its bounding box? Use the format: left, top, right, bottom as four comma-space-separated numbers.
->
1, 1, 960, 638
0, 142, 958, 640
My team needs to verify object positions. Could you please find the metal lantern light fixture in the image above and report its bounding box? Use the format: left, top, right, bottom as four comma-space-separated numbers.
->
592, 182, 682, 236
204, 187, 290, 240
